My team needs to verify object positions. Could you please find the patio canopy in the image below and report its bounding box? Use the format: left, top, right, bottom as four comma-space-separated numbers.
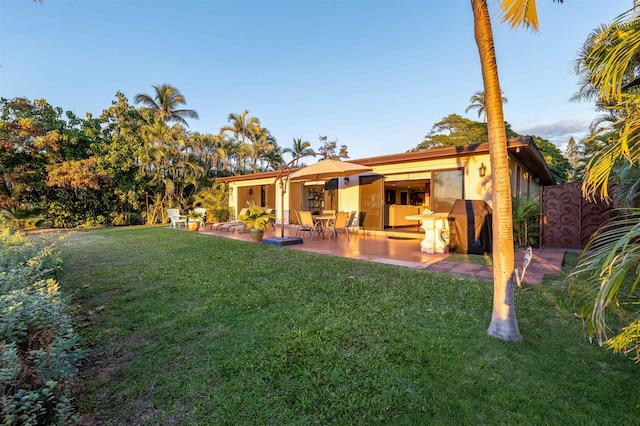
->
288, 159, 372, 182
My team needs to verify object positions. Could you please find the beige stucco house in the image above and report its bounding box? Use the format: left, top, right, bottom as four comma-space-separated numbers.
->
218, 136, 555, 233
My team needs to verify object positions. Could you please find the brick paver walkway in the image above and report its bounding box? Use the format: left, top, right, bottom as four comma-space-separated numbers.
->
192, 224, 566, 285
421, 248, 566, 285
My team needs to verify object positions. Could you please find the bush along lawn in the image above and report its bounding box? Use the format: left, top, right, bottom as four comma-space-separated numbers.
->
59, 227, 640, 425
0, 226, 84, 424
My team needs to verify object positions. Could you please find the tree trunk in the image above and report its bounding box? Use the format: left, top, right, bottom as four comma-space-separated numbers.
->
471, 0, 522, 342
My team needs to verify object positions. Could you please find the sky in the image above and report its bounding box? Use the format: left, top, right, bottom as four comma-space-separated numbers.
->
0, 0, 632, 160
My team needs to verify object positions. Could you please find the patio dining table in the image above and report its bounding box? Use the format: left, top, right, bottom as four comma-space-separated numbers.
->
312, 213, 336, 239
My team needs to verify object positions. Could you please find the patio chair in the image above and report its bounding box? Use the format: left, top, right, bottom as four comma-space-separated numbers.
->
349, 211, 365, 236
193, 208, 206, 227
213, 208, 249, 231
296, 211, 322, 240
167, 209, 187, 228
327, 211, 351, 240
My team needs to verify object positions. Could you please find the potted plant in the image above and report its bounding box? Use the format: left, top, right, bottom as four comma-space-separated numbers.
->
187, 210, 203, 231
239, 202, 276, 242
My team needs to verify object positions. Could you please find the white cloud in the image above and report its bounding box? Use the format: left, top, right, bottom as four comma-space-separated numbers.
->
515, 118, 593, 150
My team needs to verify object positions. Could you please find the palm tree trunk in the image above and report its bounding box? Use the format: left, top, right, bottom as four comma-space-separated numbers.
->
471, 0, 522, 342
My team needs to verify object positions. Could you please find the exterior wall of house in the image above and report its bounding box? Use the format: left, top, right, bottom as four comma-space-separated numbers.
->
228, 177, 277, 218
369, 154, 493, 206
509, 157, 541, 200
226, 150, 544, 226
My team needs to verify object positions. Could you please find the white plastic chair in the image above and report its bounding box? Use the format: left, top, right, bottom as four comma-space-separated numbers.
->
193, 208, 207, 226
167, 209, 187, 228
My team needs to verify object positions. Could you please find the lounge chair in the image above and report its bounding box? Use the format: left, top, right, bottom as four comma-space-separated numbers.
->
214, 208, 249, 231
167, 209, 187, 228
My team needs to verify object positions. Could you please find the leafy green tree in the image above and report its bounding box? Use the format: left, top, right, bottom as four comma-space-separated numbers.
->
414, 114, 518, 150
532, 136, 569, 184
317, 136, 349, 160
0, 98, 65, 212
465, 90, 508, 122
134, 83, 199, 127
0, 97, 110, 226
564, 136, 582, 181
93, 92, 149, 225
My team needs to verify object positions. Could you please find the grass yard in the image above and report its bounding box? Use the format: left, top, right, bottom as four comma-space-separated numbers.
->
59, 227, 640, 424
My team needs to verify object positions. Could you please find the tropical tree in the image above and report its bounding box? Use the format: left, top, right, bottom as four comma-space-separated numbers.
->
221, 110, 260, 147
317, 136, 349, 160
465, 90, 509, 122
248, 125, 282, 172
134, 83, 199, 127
568, 6, 640, 360
414, 113, 519, 150
564, 136, 582, 181
139, 121, 204, 223
220, 110, 263, 173
283, 138, 315, 166
470, 0, 563, 341
93, 92, 148, 225
532, 136, 570, 184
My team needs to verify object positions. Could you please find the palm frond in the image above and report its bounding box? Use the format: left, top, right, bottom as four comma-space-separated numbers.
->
498, 0, 540, 30
569, 209, 640, 345
586, 8, 640, 103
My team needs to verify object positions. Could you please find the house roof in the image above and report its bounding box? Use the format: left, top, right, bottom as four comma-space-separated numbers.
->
217, 136, 556, 186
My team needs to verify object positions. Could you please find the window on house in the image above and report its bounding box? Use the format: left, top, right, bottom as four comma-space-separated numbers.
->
431, 169, 463, 213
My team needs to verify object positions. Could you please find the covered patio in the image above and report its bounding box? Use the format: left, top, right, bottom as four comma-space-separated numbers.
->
188, 224, 565, 285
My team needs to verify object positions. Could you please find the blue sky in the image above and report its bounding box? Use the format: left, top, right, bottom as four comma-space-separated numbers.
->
0, 0, 631, 160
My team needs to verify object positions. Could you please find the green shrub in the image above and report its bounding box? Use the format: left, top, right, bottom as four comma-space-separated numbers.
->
0, 226, 83, 424
512, 196, 540, 247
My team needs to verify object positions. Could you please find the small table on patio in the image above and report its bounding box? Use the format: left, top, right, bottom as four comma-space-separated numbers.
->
312, 213, 336, 239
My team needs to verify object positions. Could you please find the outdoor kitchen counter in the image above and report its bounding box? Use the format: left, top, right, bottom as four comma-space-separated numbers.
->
405, 213, 450, 254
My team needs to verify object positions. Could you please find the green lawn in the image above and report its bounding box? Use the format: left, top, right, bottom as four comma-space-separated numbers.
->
59, 227, 640, 425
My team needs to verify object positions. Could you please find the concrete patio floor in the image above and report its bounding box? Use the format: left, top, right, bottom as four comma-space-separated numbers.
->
189, 224, 566, 285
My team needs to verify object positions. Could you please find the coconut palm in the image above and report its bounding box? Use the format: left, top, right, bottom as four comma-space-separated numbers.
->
220, 110, 261, 147
283, 138, 316, 166
134, 83, 199, 127
576, 9, 640, 201
248, 126, 281, 172
470, 0, 564, 341
465, 90, 508, 122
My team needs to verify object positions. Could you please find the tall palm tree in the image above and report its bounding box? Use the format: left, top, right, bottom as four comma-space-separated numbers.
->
283, 137, 315, 166
220, 110, 262, 173
134, 83, 199, 127
220, 109, 261, 147
465, 90, 509, 121
471, 0, 562, 341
